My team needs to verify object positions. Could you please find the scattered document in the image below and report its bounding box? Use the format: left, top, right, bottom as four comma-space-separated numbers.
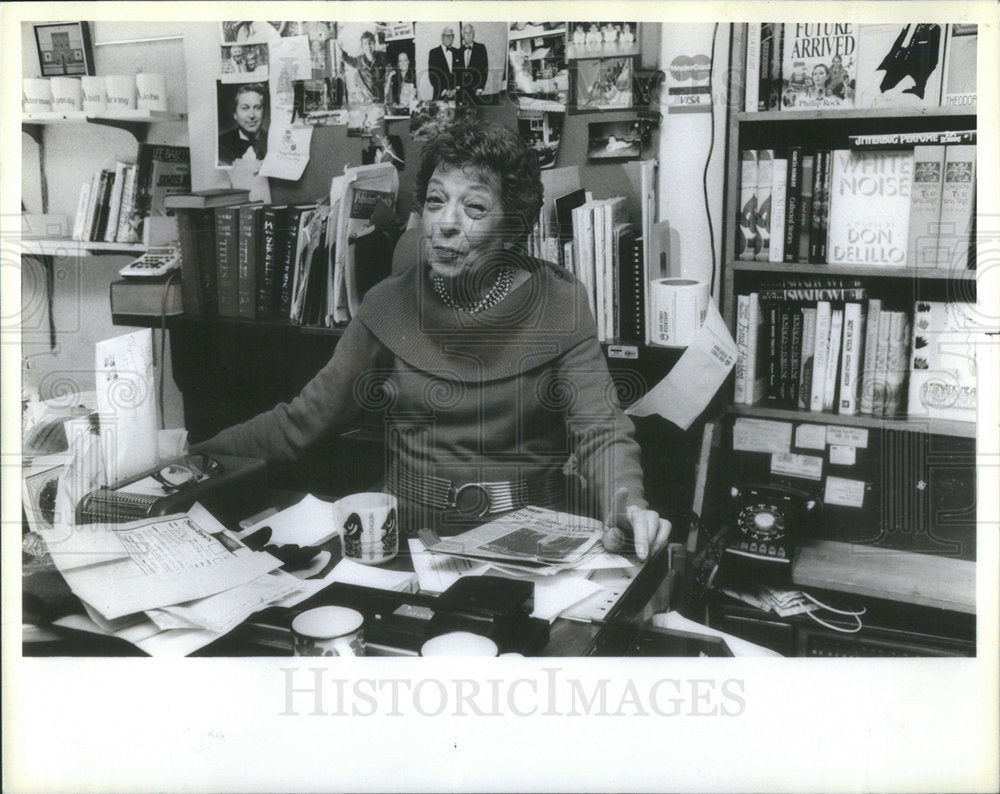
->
236, 493, 339, 547
528, 574, 603, 623
409, 538, 490, 594
95, 329, 159, 484
327, 558, 419, 593
653, 610, 783, 657
627, 301, 737, 430
259, 124, 313, 180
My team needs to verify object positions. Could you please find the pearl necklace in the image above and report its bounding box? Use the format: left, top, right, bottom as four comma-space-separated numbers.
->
431, 267, 513, 314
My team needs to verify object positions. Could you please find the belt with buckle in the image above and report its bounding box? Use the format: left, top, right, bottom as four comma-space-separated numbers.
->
388, 463, 563, 517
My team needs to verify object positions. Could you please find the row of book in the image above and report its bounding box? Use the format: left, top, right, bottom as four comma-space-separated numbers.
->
527, 159, 657, 344
171, 162, 400, 326
737, 134, 977, 269
745, 22, 976, 112
734, 280, 977, 423
72, 144, 190, 245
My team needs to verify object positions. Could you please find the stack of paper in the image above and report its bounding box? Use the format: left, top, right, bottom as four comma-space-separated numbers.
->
39, 503, 327, 656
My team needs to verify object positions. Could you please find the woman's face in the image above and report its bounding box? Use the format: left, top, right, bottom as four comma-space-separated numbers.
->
397, 52, 410, 73
422, 165, 506, 279
234, 90, 264, 135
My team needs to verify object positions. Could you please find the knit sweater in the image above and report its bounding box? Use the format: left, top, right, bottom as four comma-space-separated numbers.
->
200, 253, 648, 524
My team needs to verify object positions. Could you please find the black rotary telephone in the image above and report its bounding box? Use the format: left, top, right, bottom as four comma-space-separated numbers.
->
716, 483, 820, 586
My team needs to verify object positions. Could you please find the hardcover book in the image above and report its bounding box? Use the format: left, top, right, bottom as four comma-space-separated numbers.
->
907, 145, 947, 268
768, 158, 788, 263
855, 24, 945, 109
826, 148, 914, 267
938, 144, 977, 270
214, 205, 240, 318
737, 149, 758, 260
907, 301, 977, 423
125, 144, 191, 245
175, 209, 204, 315
882, 311, 912, 417
822, 308, 844, 411
734, 294, 750, 404
798, 306, 817, 409
782, 147, 803, 262
754, 150, 774, 262
237, 204, 262, 320
797, 154, 815, 262
780, 23, 857, 110
745, 292, 767, 405
858, 298, 882, 415
838, 302, 864, 415
940, 24, 977, 108
809, 301, 832, 411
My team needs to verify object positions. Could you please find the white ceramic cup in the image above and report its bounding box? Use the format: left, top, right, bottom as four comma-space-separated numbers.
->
81, 76, 107, 114
22, 79, 53, 113
334, 492, 398, 565
291, 606, 365, 656
50, 77, 83, 111
421, 632, 499, 657
136, 72, 167, 112
104, 74, 137, 111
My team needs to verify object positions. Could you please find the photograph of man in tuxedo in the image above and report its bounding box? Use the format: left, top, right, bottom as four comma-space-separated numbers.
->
455, 23, 489, 104
427, 26, 457, 100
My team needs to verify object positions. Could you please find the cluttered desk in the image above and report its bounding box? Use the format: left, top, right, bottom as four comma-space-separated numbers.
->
23, 450, 720, 658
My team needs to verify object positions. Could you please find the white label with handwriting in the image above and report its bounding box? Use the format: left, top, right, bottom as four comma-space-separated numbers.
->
794, 423, 828, 450
829, 445, 857, 466
770, 452, 823, 481
826, 426, 869, 448
824, 476, 866, 508
734, 418, 793, 454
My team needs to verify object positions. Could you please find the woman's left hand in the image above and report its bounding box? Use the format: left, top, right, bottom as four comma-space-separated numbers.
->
602, 487, 671, 561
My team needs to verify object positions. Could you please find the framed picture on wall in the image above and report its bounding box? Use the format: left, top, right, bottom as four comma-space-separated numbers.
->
33, 21, 95, 77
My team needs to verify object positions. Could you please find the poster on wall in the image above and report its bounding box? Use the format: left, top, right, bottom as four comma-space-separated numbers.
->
216, 80, 269, 168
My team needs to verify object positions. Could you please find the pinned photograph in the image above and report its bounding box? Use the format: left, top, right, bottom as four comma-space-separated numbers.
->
216, 80, 269, 167
567, 21, 639, 60
452, 22, 508, 105
518, 109, 564, 169
507, 27, 569, 110
303, 21, 337, 79
384, 38, 416, 117
220, 21, 302, 44
414, 21, 461, 102
575, 56, 634, 110
587, 119, 641, 160
220, 43, 268, 81
336, 22, 388, 106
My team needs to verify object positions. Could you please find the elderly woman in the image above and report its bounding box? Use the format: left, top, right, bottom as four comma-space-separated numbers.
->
199, 122, 670, 559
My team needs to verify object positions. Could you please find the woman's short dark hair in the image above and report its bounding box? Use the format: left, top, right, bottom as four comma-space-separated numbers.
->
415, 121, 544, 235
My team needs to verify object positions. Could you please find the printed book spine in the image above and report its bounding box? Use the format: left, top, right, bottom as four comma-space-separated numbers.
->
858, 298, 882, 414
115, 165, 139, 243
822, 308, 844, 411
71, 181, 92, 242
797, 154, 815, 263
809, 301, 832, 411
746, 292, 767, 405
214, 206, 240, 318
798, 307, 817, 409
768, 158, 788, 263
789, 308, 803, 408
882, 311, 911, 417
838, 302, 864, 415
193, 209, 218, 314
745, 23, 761, 113
737, 150, 759, 260
754, 150, 774, 262
809, 149, 829, 263
175, 209, 205, 316
765, 301, 780, 402
237, 205, 259, 319
940, 24, 977, 108
758, 23, 774, 112
259, 206, 285, 318
778, 305, 792, 405
734, 294, 751, 404
103, 162, 129, 243
783, 147, 803, 262
870, 309, 892, 416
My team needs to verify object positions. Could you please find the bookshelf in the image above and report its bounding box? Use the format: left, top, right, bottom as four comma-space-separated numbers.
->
715, 24, 978, 610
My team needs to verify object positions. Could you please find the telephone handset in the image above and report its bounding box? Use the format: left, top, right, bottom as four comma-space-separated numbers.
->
721, 483, 819, 583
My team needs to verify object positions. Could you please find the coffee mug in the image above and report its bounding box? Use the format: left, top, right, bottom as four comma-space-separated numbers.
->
421, 632, 499, 657
23, 79, 53, 113
105, 74, 137, 111
136, 73, 167, 112
50, 77, 82, 111
334, 492, 398, 565
291, 606, 365, 656
81, 76, 107, 114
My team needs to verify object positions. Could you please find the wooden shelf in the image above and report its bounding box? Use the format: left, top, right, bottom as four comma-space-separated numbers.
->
738, 105, 976, 123
20, 239, 147, 257
729, 402, 976, 439
22, 110, 187, 144
731, 260, 978, 281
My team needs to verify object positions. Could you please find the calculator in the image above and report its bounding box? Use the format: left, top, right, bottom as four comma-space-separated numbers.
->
118, 246, 181, 278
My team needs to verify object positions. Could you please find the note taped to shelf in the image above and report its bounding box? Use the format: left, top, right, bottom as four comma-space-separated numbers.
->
626, 301, 737, 430
733, 418, 792, 454
770, 452, 823, 481
824, 476, 866, 508
794, 423, 828, 450
829, 445, 857, 466
826, 426, 869, 448
259, 124, 312, 180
